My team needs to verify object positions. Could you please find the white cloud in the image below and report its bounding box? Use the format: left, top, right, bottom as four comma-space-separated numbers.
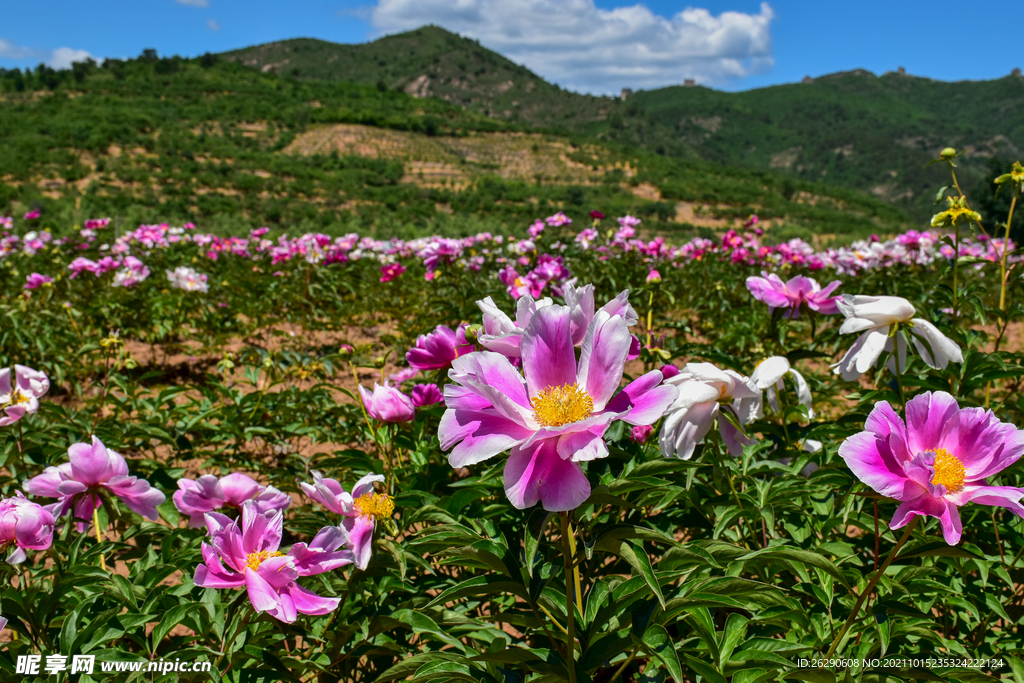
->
176, 0, 210, 7
371, 0, 775, 93
48, 47, 94, 70
0, 38, 34, 59
1, 39, 95, 69
207, 18, 221, 30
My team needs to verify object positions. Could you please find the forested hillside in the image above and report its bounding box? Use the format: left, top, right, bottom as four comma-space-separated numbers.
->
225, 27, 1024, 225
0, 53, 906, 240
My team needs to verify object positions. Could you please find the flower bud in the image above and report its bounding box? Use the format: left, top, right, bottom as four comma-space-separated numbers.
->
463, 324, 483, 343
940, 147, 957, 160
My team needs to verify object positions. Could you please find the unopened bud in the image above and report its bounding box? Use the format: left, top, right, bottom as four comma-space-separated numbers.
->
940, 147, 957, 160
463, 324, 483, 343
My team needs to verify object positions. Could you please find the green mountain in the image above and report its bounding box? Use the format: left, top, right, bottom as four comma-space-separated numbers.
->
221, 27, 618, 131
224, 29, 1024, 224
0, 52, 906, 242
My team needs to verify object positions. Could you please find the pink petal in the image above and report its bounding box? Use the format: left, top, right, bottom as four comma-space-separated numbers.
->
576, 310, 630, 410
245, 567, 290, 620
521, 305, 577, 397
605, 370, 678, 426
343, 516, 376, 571
503, 440, 591, 512
904, 391, 959, 456
439, 407, 533, 468
219, 473, 262, 506
891, 494, 961, 545
283, 583, 341, 616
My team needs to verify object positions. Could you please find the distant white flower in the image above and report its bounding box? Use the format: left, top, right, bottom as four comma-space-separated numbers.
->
166, 266, 209, 293
832, 295, 962, 381
659, 363, 760, 460
751, 356, 814, 419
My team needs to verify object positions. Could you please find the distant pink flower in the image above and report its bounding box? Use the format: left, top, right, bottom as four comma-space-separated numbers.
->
439, 294, 677, 511
298, 472, 390, 570
173, 473, 290, 528
646, 269, 662, 284
411, 383, 444, 407
406, 324, 473, 371
589, 211, 605, 220
545, 212, 572, 227
421, 238, 462, 279
745, 273, 842, 318
743, 214, 759, 228
83, 218, 111, 230
380, 263, 407, 282
0, 365, 49, 427
527, 220, 545, 238
24, 273, 53, 290
23, 210, 40, 220
0, 493, 55, 564
23, 436, 166, 526
67, 257, 101, 278
359, 383, 415, 423
840, 391, 1024, 545
388, 366, 419, 384
194, 502, 350, 623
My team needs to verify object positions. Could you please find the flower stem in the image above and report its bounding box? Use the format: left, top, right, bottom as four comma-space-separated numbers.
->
823, 516, 918, 659
93, 505, 107, 572
560, 512, 578, 683
987, 192, 1018, 408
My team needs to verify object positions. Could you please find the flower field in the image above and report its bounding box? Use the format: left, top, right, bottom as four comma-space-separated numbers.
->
2, 159, 1024, 683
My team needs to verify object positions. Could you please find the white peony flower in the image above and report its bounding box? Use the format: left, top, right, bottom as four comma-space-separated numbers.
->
751, 356, 814, 419
659, 363, 761, 460
832, 295, 962, 381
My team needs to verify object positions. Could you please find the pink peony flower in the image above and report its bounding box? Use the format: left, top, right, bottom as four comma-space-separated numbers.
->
646, 269, 662, 284
388, 366, 420, 384
589, 211, 605, 220
194, 502, 350, 623
406, 324, 474, 371
173, 473, 291, 528
67, 257, 101, 278
298, 472, 391, 570
359, 383, 415, 423
380, 263, 407, 282
439, 292, 678, 511
527, 220, 545, 238
476, 284, 637, 358
0, 493, 55, 564
840, 391, 1024, 545
0, 365, 49, 427
23, 210, 40, 220
630, 425, 653, 444
23, 436, 166, 526
745, 273, 842, 318
24, 273, 53, 290
545, 212, 572, 227
411, 383, 444, 407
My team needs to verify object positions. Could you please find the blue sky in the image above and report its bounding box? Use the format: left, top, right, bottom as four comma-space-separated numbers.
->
0, 1, 1017, 93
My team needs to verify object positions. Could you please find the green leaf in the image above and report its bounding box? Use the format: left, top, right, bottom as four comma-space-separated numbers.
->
151, 603, 196, 648
739, 546, 851, 589
642, 624, 685, 683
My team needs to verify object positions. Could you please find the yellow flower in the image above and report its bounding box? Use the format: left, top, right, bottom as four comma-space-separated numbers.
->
931, 196, 981, 228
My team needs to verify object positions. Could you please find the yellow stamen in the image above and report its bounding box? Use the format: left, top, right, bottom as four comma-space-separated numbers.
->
245, 550, 284, 571
2, 389, 30, 409
531, 383, 594, 427
353, 492, 394, 519
929, 448, 966, 494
